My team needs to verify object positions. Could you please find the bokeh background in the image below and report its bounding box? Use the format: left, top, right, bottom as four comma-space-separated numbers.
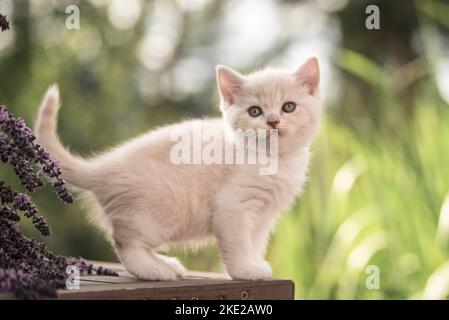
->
1, 0, 449, 299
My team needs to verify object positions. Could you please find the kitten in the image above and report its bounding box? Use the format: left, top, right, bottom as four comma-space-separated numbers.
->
34, 57, 322, 281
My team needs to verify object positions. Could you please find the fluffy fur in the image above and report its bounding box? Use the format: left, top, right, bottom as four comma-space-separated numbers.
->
34, 57, 323, 280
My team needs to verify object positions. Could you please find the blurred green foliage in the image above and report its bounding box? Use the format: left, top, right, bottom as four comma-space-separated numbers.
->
1, 0, 449, 299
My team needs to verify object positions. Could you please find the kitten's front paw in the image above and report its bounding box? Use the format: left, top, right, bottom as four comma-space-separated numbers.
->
227, 260, 272, 280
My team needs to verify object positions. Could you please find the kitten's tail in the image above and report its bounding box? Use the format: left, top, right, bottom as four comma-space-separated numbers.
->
35, 85, 92, 190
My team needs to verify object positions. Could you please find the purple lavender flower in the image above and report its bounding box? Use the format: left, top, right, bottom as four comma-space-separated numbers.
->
0, 106, 73, 203
1, 106, 116, 299
0, 216, 117, 299
0, 13, 10, 32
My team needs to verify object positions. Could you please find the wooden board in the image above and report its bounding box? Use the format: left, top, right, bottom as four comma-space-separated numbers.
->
57, 261, 295, 300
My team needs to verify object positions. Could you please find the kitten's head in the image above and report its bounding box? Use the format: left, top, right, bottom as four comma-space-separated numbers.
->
216, 58, 322, 151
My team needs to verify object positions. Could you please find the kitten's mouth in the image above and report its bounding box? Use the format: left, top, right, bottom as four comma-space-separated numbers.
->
269, 128, 286, 137
266, 128, 279, 137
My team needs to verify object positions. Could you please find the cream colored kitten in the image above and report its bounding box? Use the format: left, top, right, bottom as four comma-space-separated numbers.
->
34, 57, 322, 281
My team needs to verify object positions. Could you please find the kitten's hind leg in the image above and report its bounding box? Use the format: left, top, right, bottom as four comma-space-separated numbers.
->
117, 246, 178, 281
154, 253, 187, 278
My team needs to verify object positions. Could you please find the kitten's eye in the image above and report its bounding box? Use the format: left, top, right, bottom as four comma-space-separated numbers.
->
282, 102, 296, 113
248, 106, 263, 117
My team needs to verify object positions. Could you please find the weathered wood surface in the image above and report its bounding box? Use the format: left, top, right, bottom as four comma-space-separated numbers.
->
0, 261, 294, 300
57, 261, 294, 300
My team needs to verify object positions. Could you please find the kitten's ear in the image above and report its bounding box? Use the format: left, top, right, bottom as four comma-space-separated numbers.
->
216, 65, 245, 105
294, 57, 320, 96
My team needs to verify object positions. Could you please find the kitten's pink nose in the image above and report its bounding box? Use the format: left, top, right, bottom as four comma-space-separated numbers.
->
267, 120, 280, 128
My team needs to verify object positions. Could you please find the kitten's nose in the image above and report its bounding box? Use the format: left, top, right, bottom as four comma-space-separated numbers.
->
267, 120, 280, 128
